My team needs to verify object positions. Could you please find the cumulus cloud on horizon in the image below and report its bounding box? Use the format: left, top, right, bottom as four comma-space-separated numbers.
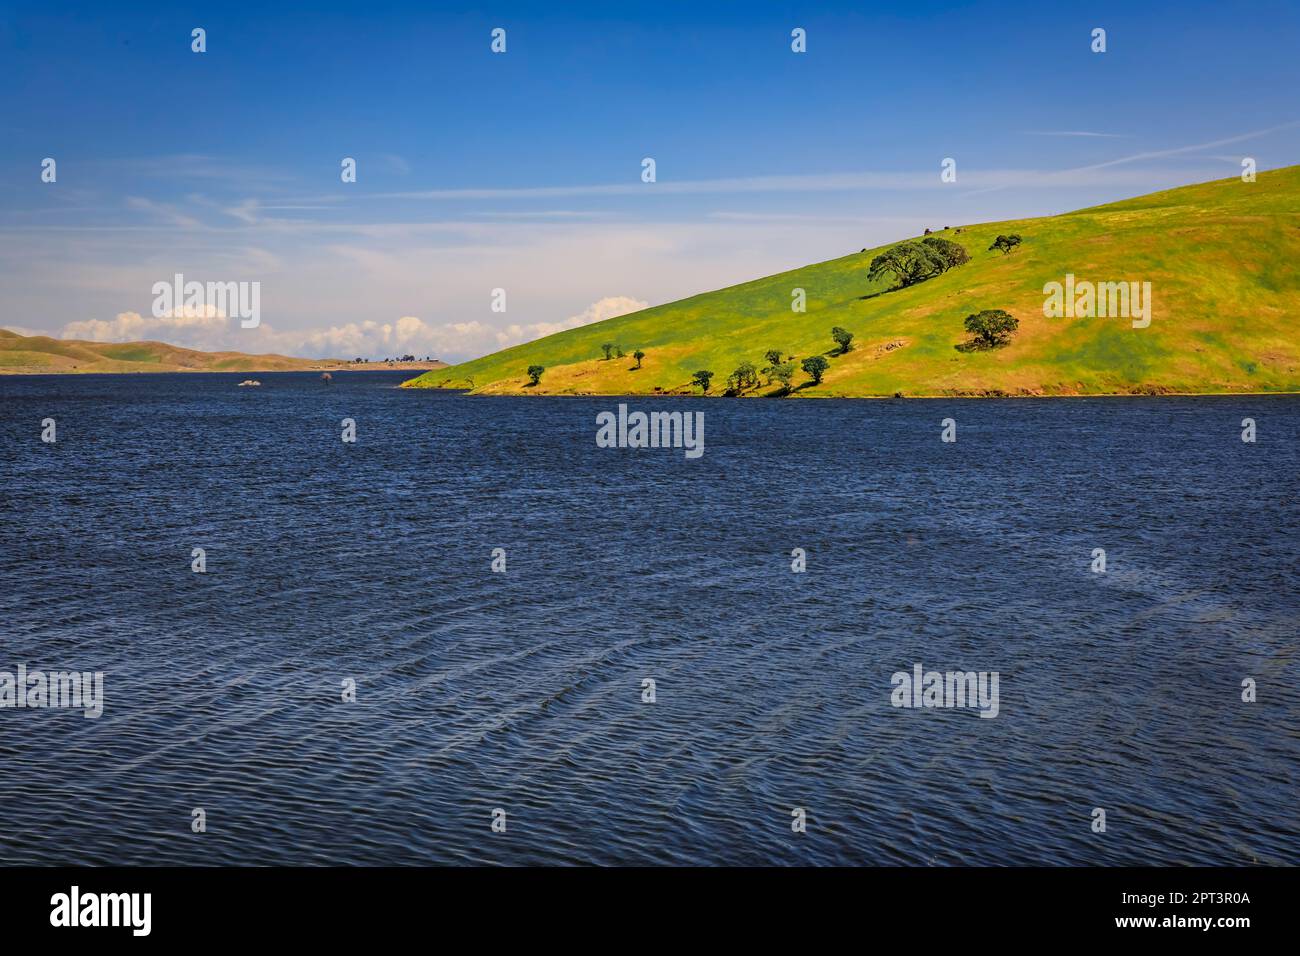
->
492, 295, 647, 349
53, 295, 649, 362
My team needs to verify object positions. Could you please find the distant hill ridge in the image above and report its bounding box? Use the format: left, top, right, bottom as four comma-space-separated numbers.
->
0, 330, 447, 374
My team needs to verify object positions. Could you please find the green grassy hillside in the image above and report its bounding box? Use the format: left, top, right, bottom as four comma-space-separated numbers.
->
403, 166, 1300, 397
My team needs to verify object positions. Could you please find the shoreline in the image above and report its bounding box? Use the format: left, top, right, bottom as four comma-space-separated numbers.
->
6, 366, 1294, 399
399, 382, 1300, 400
404, 391, 1300, 400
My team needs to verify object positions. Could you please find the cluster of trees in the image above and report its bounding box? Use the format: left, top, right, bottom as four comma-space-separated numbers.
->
762, 349, 794, 392
726, 361, 759, 393
525, 232, 1023, 391
601, 343, 647, 369
859, 231, 1023, 353
351, 354, 426, 364
988, 234, 1022, 255
525, 346, 649, 387
692, 327, 853, 395
867, 236, 971, 290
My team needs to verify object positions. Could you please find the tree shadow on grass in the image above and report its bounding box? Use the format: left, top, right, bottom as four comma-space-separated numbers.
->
954, 339, 1011, 353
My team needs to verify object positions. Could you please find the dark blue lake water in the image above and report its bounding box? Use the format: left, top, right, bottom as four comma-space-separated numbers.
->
1, 371, 1296, 865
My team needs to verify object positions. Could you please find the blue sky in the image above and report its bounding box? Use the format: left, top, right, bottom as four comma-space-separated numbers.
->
2, 0, 1298, 359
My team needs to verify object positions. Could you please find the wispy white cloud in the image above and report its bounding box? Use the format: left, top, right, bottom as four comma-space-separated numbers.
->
220, 199, 262, 224
377, 154, 412, 176
1066, 120, 1300, 172
1022, 130, 1129, 138
959, 121, 1300, 197
474, 210, 612, 220
107, 154, 299, 184
378, 171, 933, 200
374, 162, 1244, 202
708, 211, 930, 225
125, 196, 202, 229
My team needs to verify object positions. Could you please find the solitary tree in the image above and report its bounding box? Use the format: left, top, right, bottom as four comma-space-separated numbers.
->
831, 326, 855, 354
691, 370, 714, 393
962, 309, 1019, 348
633, 349, 645, 369
527, 364, 545, 385
601, 343, 614, 360
769, 361, 795, 393
801, 355, 829, 385
989, 234, 1023, 255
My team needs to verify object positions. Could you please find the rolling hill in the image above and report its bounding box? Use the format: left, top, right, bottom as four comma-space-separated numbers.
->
0, 330, 447, 374
403, 166, 1300, 397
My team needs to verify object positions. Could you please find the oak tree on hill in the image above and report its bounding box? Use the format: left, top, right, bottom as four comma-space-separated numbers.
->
769, 362, 795, 393
867, 236, 969, 291
726, 361, 759, 395
867, 241, 946, 288
989, 234, 1023, 255
962, 309, 1019, 348
801, 355, 829, 384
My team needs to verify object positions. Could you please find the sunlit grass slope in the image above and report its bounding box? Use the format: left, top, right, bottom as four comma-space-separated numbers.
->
404, 167, 1300, 397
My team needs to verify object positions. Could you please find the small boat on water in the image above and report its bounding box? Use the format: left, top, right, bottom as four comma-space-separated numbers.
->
237, 379, 261, 387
